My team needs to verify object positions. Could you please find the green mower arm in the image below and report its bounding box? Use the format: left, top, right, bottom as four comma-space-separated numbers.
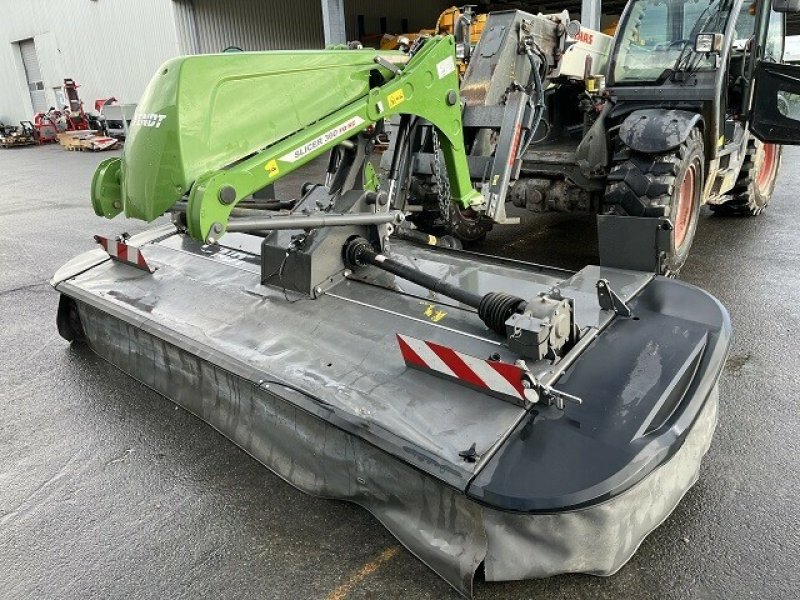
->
92, 36, 482, 244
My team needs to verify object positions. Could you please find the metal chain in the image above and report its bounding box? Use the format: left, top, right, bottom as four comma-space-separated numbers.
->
430, 127, 451, 222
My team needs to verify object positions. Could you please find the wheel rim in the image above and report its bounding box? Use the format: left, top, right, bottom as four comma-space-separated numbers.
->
675, 163, 696, 248
756, 143, 778, 194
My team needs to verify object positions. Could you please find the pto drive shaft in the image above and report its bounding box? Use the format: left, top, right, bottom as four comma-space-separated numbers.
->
344, 237, 527, 336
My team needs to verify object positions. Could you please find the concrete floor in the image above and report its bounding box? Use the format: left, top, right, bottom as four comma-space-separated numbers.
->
0, 144, 798, 599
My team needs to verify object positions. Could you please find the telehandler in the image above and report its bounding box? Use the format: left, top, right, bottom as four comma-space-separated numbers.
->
50, 0, 800, 595
393, 0, 798, 274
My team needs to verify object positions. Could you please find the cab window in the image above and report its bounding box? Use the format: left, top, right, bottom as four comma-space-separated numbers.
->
764, 8, 784, 62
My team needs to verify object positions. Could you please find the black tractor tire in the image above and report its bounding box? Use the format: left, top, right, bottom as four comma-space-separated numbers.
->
710, 139, 782, 217
604, 127, 704, 276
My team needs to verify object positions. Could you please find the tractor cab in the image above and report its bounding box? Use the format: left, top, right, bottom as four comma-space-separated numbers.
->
484, 0, 799, 274
607, 0, 787, 166
379, 2, 799, 274
586, 0, 800, 271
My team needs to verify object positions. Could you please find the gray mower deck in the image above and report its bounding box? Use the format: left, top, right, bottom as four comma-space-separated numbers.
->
52, 225, 730, 596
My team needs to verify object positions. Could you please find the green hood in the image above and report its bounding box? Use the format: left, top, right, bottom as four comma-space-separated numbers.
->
105, 50, 402, 221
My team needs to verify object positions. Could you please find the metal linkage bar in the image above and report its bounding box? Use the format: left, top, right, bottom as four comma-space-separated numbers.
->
225, 211, 404, 233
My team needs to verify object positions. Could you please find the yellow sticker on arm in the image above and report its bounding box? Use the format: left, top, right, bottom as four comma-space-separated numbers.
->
387, 89, 405, 109
264, 159, 279, 177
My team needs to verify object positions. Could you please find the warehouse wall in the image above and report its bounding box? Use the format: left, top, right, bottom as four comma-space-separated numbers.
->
173, 0, 455, 54
175, 0, 326, 53
0, 0, 180, 125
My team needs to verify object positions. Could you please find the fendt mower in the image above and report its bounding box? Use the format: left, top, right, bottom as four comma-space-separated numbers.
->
391, 0, 800, 274
50, 1, 800, 592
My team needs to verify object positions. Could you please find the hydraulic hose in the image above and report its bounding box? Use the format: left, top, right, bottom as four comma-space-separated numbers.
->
386, 114, 412, 205
344, 237, 525, 335
520, 48, 547, 156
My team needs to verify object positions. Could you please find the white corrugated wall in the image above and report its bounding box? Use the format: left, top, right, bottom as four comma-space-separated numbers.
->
179, 0, 325, 53
0, 0, 179, 124
174, 0, 454, 54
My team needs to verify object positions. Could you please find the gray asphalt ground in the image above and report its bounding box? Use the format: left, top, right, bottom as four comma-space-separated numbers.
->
1, 144, 798, 600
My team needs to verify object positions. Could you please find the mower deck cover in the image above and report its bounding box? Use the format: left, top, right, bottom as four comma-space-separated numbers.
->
52, 227, 730, 596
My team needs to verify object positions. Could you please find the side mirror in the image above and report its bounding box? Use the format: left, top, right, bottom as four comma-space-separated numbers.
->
695, 33, 724, 53
773, 0, 800, 13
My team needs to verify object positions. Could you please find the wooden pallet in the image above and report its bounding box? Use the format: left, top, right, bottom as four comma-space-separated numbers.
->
59, 134, 119, 152
67, 141, 119, 152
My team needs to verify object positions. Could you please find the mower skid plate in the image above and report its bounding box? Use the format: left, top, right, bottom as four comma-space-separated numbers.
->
52, 226, 730, 597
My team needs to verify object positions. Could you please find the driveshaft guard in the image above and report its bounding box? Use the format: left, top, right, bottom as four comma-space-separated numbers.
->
108, 50, 401, 222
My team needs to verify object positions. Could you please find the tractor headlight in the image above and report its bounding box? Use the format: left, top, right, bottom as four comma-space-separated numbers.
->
695, 33, 724, 54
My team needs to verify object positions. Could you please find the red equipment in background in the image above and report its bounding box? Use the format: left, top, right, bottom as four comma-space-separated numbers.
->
32, 110, 60, 143
32, 78, 90, 143
95, 97, 117, 112
63, 79, 90, 131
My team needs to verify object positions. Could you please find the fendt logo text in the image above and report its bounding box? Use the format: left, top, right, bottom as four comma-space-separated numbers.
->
132, 113, 167, 128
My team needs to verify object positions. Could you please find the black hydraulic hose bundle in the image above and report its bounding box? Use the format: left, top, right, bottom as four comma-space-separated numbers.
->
520, 47, 547, 157
387, 115, 412, 184
345, 237, 526, 335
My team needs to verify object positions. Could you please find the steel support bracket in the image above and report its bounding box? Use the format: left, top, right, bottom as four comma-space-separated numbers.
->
596, 278, 632, 317
597, 215, 672, 273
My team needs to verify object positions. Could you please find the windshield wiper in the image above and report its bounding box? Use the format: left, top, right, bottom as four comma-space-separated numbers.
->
668, 0, 729, 82
670, 43, 696, 80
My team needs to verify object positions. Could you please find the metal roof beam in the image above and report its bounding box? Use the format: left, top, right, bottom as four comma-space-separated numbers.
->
581, 0, 602, 30
321, 0, 346, 46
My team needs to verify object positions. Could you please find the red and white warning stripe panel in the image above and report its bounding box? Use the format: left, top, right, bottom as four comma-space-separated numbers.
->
94, 235, 153, 273
396, 333, 538, 408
